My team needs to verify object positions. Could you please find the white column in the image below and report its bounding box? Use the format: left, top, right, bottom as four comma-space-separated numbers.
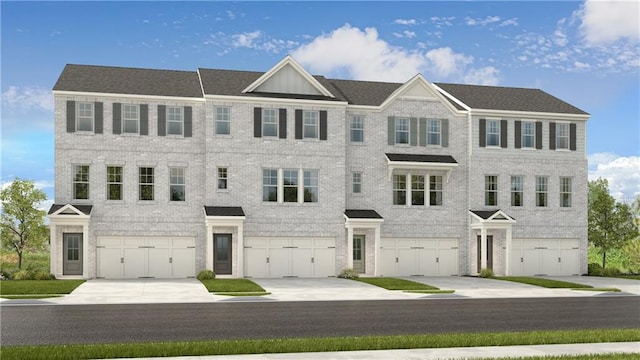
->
505, 226, 512, 276
49, 223, 57, 277
480, 227, 487, 271
346, 225, 354, 269
82, 222, 89, 279
206, 223, 213, 271
237, 222, 244, 278
277, 168, 284, 203
374, 224, 381, 276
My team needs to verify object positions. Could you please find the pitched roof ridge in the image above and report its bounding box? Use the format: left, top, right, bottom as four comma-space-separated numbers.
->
64, 63, 197, 74
329, 77, 403, 86
434, 82, 543, 91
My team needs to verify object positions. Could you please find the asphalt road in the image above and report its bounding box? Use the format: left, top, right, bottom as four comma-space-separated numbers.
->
2, 296, 639, 346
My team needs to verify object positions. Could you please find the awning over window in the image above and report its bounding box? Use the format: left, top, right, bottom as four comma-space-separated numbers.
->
385, 153, 458, 182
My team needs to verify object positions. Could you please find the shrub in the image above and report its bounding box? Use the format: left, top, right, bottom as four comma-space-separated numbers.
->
588, 263, 604, 276
479, 268, 494, 278
603, 267, 621, 277
12, 270, 33, 280
338, 268, 359, 279
0, 269, 13, 280
196, 270, 216, 280
32, 268, 55, 280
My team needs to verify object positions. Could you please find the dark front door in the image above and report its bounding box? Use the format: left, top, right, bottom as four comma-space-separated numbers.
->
63, 233, 83, 275
477, 235, 493, 272
353, 235, 365, 273
213, 234, 232, 275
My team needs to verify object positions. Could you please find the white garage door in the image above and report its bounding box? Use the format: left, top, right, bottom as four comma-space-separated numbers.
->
97, 237, 195, 279
244, 238, 335, 278
380, 238, 458, 276
510, 239, 579, 276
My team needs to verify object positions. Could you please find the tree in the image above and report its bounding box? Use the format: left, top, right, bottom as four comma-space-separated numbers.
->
0, 179, 48, 269
588, 178, 639, 269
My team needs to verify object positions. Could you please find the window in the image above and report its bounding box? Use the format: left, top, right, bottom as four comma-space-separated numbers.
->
536, 176, 548, 207
487, 120, 500, 147
411, 175, 425, 206
556, 123, 570, 150
169, 167, 185, 201
485, 175, 498, 206
262, 109, 278, 137
139, 167, 154, 201
217, 167, 228, 190
430, 175, 443, 206
352, 172, 362, 194
73, 165, 89, 200
122, 104, 140, 134
76, 102, 94, 132
393, 174, 407, 205
167, 107, 184, 135
283, 169, 298, 202
303, 111, 319, 139
304, 170, 318, 203
350, 115, 364, 143
522, 122, 535, 148
106, 166, 123, 200
263, 169, 278, 202
560, 177, 572, 207
395, 118, 409, 144
511, 176, 523, 207
427, 119, 441, 145
215, 107, 230, 135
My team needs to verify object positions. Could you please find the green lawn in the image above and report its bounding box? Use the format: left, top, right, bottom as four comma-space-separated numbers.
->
615, 275, 640, 280
0, 280, 85, 297
353, 277, 440, 290
2, 329, 637, 360
199, 278, 268, 295
493, 277, 592, 289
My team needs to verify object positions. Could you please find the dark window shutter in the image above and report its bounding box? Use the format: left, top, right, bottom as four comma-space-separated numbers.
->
112, 103, 122, 134
409, 117, 418, 146
479, 118, 486, 147
549, 122, 556, 150
278, 108, 287, 139
295, 109, 303, 139
140, 104, 148, 135
158, 105, 166, 136
418, 118, 427, 146
184, 106, 192, 137
388, 116, 395, 145
500, 120, 507, 148
514, 121, 521, 149
319, 110, 327, 140
570, 123, 577, 151
253, 107, 262, 138
66, 100, 76, 133
535, 122, 543, 149
94, 102, 103, 134
441, 119, 449, 148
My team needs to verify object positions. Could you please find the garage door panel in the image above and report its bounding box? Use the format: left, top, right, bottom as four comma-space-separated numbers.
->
97, 248, 122, 278
245, 238, 267, 248
270, 239, 290, 247
124, 248, 146, 278
438, 248, 458, 276
269, 248, 290, 277
148, 238, 170, 248
559, 249, 579, 275
397, 239, 415, 248
124, 238, 146, 248
98, 238, 121, 247
245, 248, 268, 278
172, 248, 195, 278
313, 248, 335, 277
314, 239, 335, 248
379, 249, 397, 276
418, 249, 437, 275
418, 240, 437, 249
291, 248, 312, 277
398, 248, 416, 276
293, 239, 313, 248
148, 248, 170, 278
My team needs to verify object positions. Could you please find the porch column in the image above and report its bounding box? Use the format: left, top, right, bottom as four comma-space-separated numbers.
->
206, 223, 213, 271
237, 223, 244, 278
346, 225, 354, 269
82, 223, 89, 279
374, 224, 381, 276
505, 226, 512, 276
480, 227, 487, 271
49, 224, 57, 277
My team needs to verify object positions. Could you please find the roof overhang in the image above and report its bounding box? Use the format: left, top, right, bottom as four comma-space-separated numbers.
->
52, 90, 205, 103
202, 94, 348, 108
469, 108, 590, 121
47, 204, 92, 225
204, 206, 246, 227
469, 210, 516, 230
386, 153, 459, 182
344, 209, 384, 228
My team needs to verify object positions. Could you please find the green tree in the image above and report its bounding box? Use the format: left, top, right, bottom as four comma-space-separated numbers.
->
0, 179, 48, 269
588, 178, 639, 269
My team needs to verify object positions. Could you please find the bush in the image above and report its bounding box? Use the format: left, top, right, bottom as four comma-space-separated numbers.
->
338, 268, 359, 279
0, 269, 13, 280
12, 270, 33, 280
196, 270, 216, 280
588, 263, 604, 276
32, 268, 55, 280
479, 268, 494, 278
603, 267, 621, 277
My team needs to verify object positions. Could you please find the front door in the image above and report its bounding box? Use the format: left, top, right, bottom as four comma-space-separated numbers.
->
353, 235, 365, 273
63, 233, 83, 275
213, 234, 232, 275
477, 235, 493, 272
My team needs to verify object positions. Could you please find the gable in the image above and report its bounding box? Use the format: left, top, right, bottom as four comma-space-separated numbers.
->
402, 80, 440, 99
254, 63, 323, 96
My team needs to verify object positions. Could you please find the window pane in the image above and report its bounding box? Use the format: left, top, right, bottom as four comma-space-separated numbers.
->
215, 107, 230, 135
263, 169, 278, 202
536, 176, 548, 207
73, 165, 90, 199
304, 170, 318, 203
487, 120, 500, 146
429, 175, 443, 206
262, 109, 278, 137
511, 176, 523, 206
107, 166, 123, 200
393, 174, 406, 205
217, 167, 228, 189
485, 175, 497, 206
395, 118, 409, 144
169, 167, 185, 201
283, 169, 298, 202
411, 175, 425, 205
350, 116, 364, 142
557, 123, 569, 149
352, 172, 362, 193
122, 104, 139, 134
139, 167, 154, 201
76, 103, 94, 132
167, 107, 183, 135
428, 119, 441, 145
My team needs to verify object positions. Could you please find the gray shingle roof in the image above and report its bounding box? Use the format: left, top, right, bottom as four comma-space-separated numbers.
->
204, 206, 245, 217
48, 204, 93, 215
53, 64, 203, 98
435, 83, 588, 115
327, 79, 402, 106
470, 210, 516, 220
386, 153, 458, 164
345, 209, 383, 219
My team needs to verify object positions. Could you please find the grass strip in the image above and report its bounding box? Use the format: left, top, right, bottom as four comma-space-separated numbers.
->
493, 277, 592, 289
354, 277, 439, 290
1, 294, 64, 299
614, 275, 640, 280
403, 290, 455, 294
199, 278, 266, 293
499, 355, 639, 360
213, 291, 271, 296
4, 329, 638, 360
0, 280, 85, 295
571, 288, 621, 292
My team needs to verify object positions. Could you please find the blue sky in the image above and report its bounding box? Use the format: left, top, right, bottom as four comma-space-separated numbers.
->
1, 1, 639, 206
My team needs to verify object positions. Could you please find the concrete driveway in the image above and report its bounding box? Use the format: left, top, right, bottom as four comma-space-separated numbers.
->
544, 276, 640, 295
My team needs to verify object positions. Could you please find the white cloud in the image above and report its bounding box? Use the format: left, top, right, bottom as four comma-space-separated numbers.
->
579, 0, 639, 46
465, 16, 501, 26
231, 30, 262, 48
588, 153, 640, 202
425, 47, 473, 77
462, 66, 500, 86
430, 16, 455, 27
229, 31, 298, 54
1, 86, 54, 112
394, 18, 417, 26
499, 18, 519, 27
394, 30, 416, 39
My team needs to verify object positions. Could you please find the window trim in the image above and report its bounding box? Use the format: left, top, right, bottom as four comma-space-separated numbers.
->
511, 175, 523, 207
262, 169, 278, 202
167, 106, 184, 136
392, 174, 407, 205
215, 106, 231, 135
303, 170, 318, 203
429, 175, 443, 206
122, 104, 140, 134
283, 169, 299, 203
485, 175, 498, 206
350, 115, 364, 143
217, 167, 228, 190
106, 166, 123, 201
395, 118, 410, 145
262, 108, 279, 137
352, 172, 362, 194
76, 102, 94, 132
521, 121, 535, 149
560, 176, 572, 208
138, 167, 154, 201
169, 167, 186, 202
556, 122, 570, 150
536, 176, 548, 207
73, 164, 90, 200
303, 110, 319, 139
486, 119, 500, 147
427, 119, 441, 146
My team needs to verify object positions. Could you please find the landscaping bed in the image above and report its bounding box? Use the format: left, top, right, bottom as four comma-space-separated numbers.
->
353, 277, 453, 293
0, 280, 85, 299
198, 278, 269, 296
